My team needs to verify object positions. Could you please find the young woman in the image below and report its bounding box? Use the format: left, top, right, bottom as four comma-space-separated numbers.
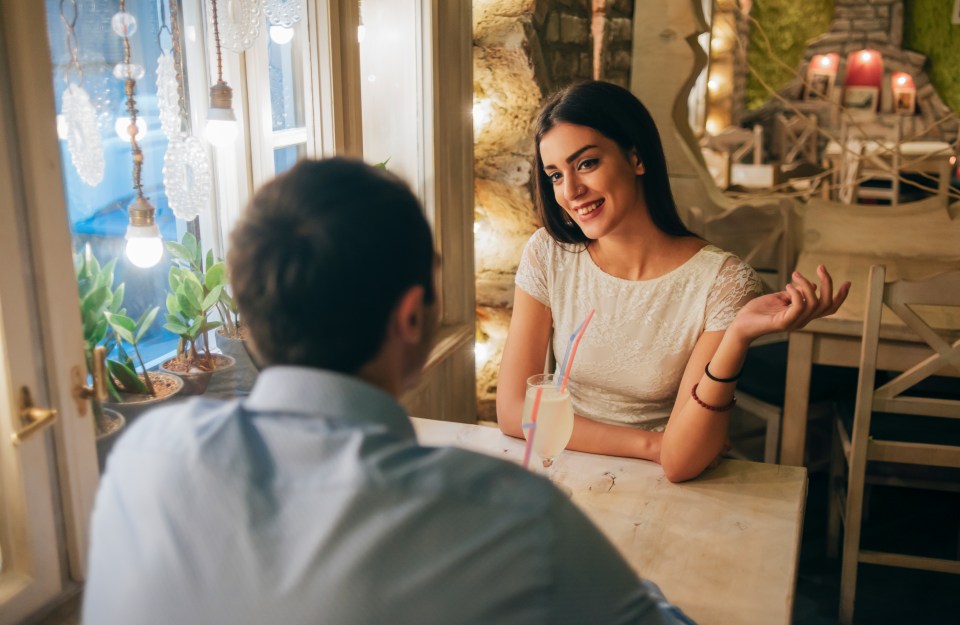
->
496, 81, 850, 482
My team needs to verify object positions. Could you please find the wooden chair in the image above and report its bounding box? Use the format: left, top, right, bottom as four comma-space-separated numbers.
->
775, 112, 819, 166
827, 264, 960, 625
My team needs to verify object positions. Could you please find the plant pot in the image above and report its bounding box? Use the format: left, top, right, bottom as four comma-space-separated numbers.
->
103, 371, 185, 426
160, 353, 236, 396
94, 407, 126, 473
208, 329, 260, 397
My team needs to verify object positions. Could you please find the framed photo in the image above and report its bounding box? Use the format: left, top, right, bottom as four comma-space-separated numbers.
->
804, 71, 835, 101
843, 86, 879, 118
894, 90, 916, 115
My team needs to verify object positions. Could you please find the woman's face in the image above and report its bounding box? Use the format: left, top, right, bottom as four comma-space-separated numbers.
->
539, 122, 645, 240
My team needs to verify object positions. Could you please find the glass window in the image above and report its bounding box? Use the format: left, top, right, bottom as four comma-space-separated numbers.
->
274, 143, 305, 174
358, 0, 426, 198
246, 13, 312, 185
45, 0, 191, 366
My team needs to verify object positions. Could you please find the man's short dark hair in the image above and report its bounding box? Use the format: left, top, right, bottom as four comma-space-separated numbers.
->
228, 158, 436, 373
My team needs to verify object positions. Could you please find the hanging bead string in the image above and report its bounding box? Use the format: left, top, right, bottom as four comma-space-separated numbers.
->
119, 0, 146, 200
157, 0, 172, 54
60, 0, 83, 85
169, 0, 189, 134
211, 0, 225, 85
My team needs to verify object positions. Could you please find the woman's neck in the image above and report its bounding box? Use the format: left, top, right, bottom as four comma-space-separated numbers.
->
587, 222, 703, 281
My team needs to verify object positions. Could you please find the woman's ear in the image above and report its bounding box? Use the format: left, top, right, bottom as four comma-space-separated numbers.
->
630, 149, 645, 175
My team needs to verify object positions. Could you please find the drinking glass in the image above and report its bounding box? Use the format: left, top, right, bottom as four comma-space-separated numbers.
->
521, 373, 574, 468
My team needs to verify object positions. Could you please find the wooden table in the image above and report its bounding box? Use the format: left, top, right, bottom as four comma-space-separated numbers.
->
411, 417, 808, 625
779, 316, 960, 467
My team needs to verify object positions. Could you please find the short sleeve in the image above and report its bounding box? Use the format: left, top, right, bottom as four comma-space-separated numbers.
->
515, 229, 550, 306
704, 256, 763, 331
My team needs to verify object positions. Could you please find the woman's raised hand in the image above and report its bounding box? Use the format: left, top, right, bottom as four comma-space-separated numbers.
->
728, 264, 851, 344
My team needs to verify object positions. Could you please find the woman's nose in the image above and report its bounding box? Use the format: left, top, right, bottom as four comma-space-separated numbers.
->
563, 176, 584, 201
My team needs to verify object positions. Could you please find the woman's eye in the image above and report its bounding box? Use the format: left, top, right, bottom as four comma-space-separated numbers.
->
548, 172, 562, 184
578, 158, 598, 171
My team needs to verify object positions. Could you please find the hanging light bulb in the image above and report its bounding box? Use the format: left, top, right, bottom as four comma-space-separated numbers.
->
269, 25, 294, 45
115, 0, 163, 268
125, 197, 163, 268
204, 0, 238, 147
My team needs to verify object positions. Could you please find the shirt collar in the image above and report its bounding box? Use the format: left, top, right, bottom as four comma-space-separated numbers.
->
245, 366, 415, 440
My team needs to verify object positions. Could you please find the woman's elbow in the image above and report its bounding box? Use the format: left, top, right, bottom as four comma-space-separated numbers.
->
495, 396, 522, 438
660, 455, 708, 483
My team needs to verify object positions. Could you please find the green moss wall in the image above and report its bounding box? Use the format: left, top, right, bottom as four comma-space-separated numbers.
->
744, 1, 960, 115
904, 1, 960, 115
745, 0, 834, 110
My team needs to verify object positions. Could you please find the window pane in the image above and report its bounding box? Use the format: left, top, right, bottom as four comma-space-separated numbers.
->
358, 0, 423, 194
267, 19, 304, 131
274, 143, 306, 174
45, 0, 188, 365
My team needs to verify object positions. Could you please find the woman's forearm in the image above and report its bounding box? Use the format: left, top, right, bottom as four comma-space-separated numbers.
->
660, 329, 751, 482
499, 393, 661, 462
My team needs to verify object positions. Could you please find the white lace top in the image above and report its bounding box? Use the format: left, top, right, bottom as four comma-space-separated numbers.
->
515, 228, 763, 431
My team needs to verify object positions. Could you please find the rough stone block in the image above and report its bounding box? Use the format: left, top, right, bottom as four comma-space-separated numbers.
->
559, 14, 589, 44
474, 15, 530, 48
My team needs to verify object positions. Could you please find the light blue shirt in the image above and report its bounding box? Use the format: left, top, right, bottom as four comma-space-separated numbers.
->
84, 366, 693, 625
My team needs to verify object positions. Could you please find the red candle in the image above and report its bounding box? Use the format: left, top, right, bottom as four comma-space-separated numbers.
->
845, 49, 884, 86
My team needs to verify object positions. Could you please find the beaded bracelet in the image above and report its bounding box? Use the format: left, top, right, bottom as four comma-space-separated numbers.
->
691, 383, 736, 412
705, 361, 742, 383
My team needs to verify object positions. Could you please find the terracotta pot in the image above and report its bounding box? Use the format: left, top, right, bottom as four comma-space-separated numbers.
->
94, 407, 126, 473
103, 371, 184, 427
207, 329, 260, 397
160, 353, 236, 396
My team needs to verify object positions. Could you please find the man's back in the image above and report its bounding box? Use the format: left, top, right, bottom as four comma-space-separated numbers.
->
83, 367, 686, 624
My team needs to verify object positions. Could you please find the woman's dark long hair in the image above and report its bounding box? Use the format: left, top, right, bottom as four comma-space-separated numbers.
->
533, 81, 693, 244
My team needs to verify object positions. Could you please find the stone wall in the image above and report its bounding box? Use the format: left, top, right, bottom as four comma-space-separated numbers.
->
592, 0, 634, 88
473, 0, 595, 421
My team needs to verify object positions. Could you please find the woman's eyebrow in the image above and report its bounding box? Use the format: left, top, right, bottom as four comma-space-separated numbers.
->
544, 144, 598, 170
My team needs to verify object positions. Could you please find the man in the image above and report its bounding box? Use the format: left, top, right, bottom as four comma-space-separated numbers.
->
83, 158, 692, 624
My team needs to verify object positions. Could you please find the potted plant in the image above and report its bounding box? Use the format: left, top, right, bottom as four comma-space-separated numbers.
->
195, 247, 259, 396
75, 246, 182, 469
160, 232, 235, 395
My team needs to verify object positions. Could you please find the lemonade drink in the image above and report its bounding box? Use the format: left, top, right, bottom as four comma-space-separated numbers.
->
521, 374, 574, 467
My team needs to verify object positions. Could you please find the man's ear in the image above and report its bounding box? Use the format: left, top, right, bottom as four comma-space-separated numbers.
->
393, 285, 425, 344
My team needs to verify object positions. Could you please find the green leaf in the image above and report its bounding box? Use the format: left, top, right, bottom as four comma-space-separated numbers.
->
105, 311, 136, 334
376, 157, 391, 168
163, 321, 191, 336
107, 359, 148, 394
201, 284, 223, 312
183, 277, 204, 310
80, 285, 109, 318
109, 283, 126, 313
135, 307, 160, 342
181, 232, 199, 267
205, 249, 214, 272
165, 292, 180, 315
165, 241, 194, 266
187, 318, 203, 337
204, 262, 227, 290
206, 321, 223, 332
220, 290, 238, 314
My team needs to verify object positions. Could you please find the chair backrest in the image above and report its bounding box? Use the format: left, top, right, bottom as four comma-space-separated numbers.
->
853, 265, 960, 465
775, 113, 819, 165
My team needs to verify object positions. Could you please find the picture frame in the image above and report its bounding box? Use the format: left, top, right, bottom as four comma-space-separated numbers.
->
893, 90, 916, 115
804, 71, 835, 101
842, 86, 879, 119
